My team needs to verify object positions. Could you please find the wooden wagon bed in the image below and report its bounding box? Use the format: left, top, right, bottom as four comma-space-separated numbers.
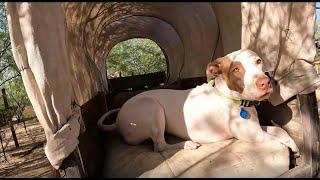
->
102, 130, 290, 178
60, 74, 320, 178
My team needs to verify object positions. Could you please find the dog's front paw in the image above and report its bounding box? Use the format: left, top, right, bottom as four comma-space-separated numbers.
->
290, 144, 300, 158
293, 152, 301, 158
290, 145, 300, 158
184, 141, 201, 150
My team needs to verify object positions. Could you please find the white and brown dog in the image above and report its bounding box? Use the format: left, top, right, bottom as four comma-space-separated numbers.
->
98, 49, 300, 157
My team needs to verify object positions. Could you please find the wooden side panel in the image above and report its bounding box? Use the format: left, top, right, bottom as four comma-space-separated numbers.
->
77, 92, 107, 177
107, 71, 167, 92
59, 92, 107, 178
280, 165, 311, 178
297, 93, 320, 177
59, 147, 86, 178
107, 76, 207, 109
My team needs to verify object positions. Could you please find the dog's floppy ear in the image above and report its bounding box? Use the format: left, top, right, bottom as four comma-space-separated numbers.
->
206, 57, 223, 82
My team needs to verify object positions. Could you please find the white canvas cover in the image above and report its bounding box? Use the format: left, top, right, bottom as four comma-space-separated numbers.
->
241, 2, 320, 105
5, 2, 320, 170
5, 2, 83, 169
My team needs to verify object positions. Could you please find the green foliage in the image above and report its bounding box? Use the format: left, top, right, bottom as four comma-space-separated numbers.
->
316, 22, 320, 40
0, 2, 30, 125
0, 2, 18, 86
0, 3, 8, 33
106, 38, 167, 77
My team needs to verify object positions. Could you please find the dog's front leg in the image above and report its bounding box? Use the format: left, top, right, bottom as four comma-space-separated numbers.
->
261, 126, 300, 157
230, 119, 300, 157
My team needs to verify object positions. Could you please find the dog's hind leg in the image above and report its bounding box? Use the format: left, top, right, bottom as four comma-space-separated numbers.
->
152, 132, 201, 152
120, 96, 200, 152
149, 99, 201, 152
152, 131, 201, 152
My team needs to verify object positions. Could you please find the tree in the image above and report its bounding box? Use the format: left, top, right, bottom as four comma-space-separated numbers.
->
106, 38, 167, 78
0, 3, 20, 87
0, 2, 30, 125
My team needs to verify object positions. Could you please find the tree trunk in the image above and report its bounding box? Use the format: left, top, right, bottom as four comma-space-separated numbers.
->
1, 88, 19, 148
0, 131, 7, 161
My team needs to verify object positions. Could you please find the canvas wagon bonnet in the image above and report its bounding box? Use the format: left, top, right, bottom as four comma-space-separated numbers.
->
5, 2, 320, 178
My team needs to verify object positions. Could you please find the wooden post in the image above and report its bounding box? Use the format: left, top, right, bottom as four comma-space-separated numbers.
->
1, 89, 19, 148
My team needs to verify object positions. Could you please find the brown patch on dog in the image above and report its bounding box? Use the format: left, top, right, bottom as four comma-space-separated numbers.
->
206, 56, 245, 93
206, 57, 226, 81
226, 61, 245, 93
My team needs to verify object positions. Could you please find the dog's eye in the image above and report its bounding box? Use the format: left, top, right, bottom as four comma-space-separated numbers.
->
256, 59, 262, 65
233, 67, 239, 72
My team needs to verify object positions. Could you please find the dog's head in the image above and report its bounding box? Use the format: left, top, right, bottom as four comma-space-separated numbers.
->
206, 49, 273, 101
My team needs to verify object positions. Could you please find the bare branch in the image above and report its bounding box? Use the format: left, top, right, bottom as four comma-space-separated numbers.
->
0, 74, 20, 87
0, 64, 11, 73
0, 39, 11, 57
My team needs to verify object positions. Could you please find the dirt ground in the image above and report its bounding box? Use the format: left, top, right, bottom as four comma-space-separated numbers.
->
0, 118, 59, 178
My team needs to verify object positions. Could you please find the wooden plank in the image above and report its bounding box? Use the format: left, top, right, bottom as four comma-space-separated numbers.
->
59, 92, 107, 178
77, 92, 107, 177
60, 146, 86, 178
107, 71, 166, 92
171, 76, 207, 90
106, 76, 207, 109
297, 92, 320, 177
107, 77, 207, 109
280, 165, 311, 178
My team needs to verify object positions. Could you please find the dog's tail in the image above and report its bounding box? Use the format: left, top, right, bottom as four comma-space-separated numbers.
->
97, 108, 120, 131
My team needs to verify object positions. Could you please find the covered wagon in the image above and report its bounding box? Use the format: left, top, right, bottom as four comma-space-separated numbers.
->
5, 2, 320, 178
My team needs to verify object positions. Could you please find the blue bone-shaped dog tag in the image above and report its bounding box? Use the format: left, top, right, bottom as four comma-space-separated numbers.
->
240, 108, 249, 119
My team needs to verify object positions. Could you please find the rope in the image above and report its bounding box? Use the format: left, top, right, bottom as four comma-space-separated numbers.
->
211, 18, 221, 62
